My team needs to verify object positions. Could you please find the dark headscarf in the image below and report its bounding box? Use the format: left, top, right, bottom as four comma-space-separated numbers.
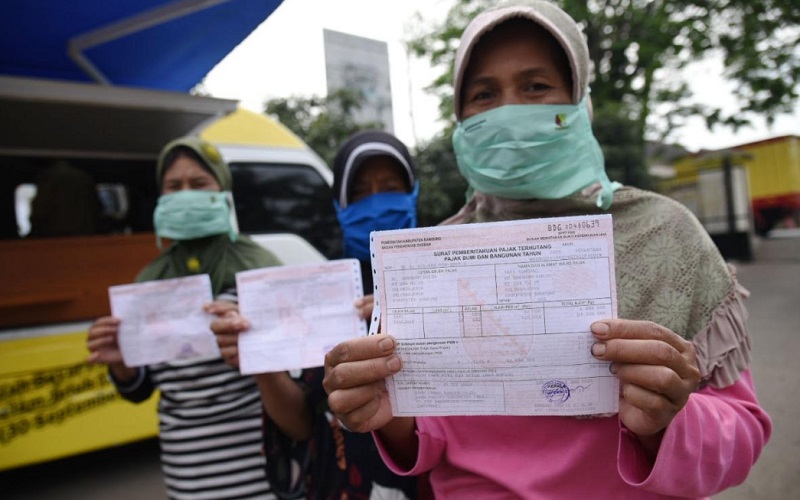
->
137, 136, 279, 296
332, 130, 416, 209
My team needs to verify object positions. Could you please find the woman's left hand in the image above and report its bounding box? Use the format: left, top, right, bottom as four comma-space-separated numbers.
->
590, 319, 701, 440
204, 301, 247, 368
354, 294, 375, 321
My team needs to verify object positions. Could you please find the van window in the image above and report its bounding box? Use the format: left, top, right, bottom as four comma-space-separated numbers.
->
15, 182, 134, 238
1, 157, 157, 240
14, 183, 36, 236
97, 183, 131, 229
230, 162, 342, 259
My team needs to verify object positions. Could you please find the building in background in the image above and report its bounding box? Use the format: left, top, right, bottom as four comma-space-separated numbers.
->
665, 135, 800, 237
323, 29, 394, 132
657, 135, 800, 261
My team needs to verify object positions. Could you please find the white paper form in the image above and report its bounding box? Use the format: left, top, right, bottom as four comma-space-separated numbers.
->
110, 274, 219, 367
236, 259, 367, 375
370, 214, 619, 417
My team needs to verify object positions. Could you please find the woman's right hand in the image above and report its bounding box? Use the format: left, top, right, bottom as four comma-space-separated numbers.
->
354, 294, 375, 321
206, 301, 249, 368
324, 334, 419, 466
86, 316, 124, 365
323, 334, 403, 433
206, 302, 317, 440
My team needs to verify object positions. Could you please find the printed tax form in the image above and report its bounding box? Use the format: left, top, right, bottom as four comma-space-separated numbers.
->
236, 259, 367, 375
110, 274, 219, 366
370, 215, 619, 416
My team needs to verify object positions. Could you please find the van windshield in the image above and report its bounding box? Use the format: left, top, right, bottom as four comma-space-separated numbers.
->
230, 161, 342, 259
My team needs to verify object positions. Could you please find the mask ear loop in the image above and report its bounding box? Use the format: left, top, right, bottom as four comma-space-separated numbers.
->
154, 195, 166, 250
581, 91, 622, 210
225, 191, 239, 242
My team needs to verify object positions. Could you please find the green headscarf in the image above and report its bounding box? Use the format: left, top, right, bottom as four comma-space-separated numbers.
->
137, 136, 280, 296
155, 136, 233, 191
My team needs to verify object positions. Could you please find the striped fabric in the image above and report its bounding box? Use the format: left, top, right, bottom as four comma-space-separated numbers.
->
126, 356, 274, 499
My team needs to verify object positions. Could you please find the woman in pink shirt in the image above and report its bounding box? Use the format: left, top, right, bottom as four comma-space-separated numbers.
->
322, 1, 772, 498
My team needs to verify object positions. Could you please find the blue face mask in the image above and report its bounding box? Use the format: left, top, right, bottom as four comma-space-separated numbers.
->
154, 190, 238, 246
335, 183, 419, 261
452, 96, 619, 209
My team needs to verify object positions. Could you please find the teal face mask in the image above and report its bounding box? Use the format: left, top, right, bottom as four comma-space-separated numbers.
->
452, 96, 619, 209
154, 190, 238, 245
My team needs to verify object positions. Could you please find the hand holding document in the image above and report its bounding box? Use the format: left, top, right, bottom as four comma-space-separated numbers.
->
370, 215, 619, 417
236, 259, 367, 375
109, 274, 218, 367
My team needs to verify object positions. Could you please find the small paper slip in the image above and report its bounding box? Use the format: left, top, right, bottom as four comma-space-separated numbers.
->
110, 274, 219, 367
370, 214, 619, 417
236, 259, 367, 375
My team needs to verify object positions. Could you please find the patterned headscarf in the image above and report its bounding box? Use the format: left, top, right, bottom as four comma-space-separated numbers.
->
453, 0, 591, 119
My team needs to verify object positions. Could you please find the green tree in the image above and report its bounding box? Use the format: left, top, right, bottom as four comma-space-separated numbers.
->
413, 133, 469, 226
407, 0, 800, 142
592, 105, 652, 189
264, 88, 382, 166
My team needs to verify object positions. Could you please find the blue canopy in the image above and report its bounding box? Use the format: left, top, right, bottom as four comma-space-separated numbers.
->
0, 0, 284, 91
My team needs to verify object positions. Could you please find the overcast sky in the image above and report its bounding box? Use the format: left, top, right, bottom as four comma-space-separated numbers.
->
203, 0, 800, 153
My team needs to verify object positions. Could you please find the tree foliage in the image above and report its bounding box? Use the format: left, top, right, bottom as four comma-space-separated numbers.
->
592, 104, 652, 189
264, 88, 382, 166
413, 132, 469, 226
406, 0, 800, 141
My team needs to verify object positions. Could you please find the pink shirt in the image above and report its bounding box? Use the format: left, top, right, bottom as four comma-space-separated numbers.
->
376, 370, 771, 499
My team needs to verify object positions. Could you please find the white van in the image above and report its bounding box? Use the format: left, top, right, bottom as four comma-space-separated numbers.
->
0, 76, 339, 470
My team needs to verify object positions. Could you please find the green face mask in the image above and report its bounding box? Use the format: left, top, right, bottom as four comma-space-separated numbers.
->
153, 190, 238, 245
452, 96, 619, 209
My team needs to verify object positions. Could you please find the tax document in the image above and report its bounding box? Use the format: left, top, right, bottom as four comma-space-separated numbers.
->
110, 274, 218, 367
370, 215, 619, 416
236, 259, 367, 375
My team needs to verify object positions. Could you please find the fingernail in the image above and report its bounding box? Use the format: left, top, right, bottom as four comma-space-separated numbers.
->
591, 322, 609, 336
609, 363, 618, 374
591, 342, 606, 356
387, 356, 401, 372
378, 337, 394, 352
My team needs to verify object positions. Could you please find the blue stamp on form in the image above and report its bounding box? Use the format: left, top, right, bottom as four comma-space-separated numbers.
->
541, 380, 570, 403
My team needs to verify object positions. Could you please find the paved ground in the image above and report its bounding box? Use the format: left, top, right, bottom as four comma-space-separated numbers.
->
1, 234, 798, 499
714, 232, 800, 499
0, 438, 164, 499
